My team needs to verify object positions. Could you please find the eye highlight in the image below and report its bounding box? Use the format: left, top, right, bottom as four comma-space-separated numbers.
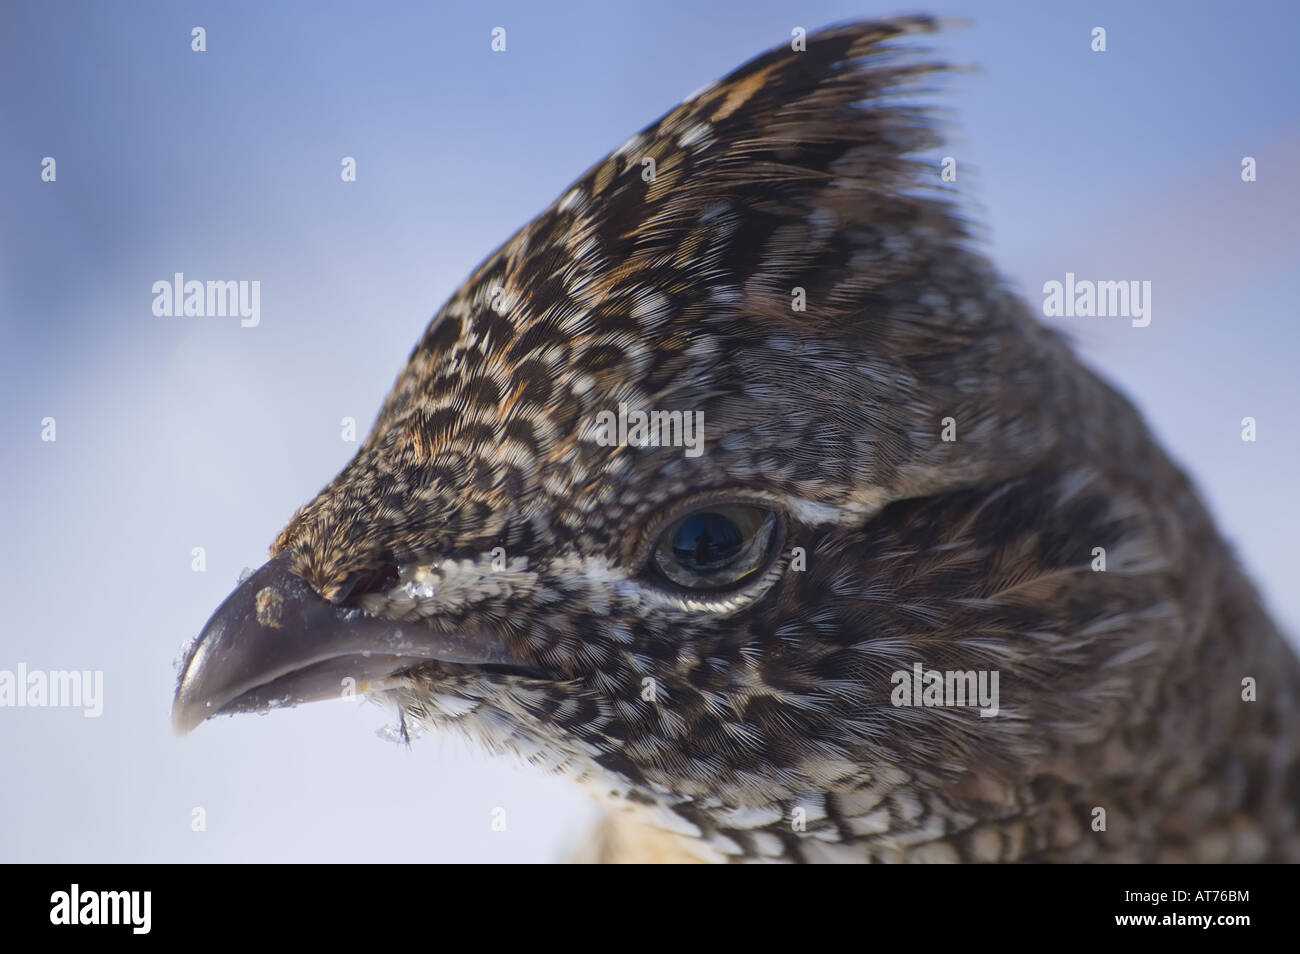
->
651, 503, 779, 591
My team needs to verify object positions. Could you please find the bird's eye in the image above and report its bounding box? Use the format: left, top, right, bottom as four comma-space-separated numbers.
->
651, 504, 778, 591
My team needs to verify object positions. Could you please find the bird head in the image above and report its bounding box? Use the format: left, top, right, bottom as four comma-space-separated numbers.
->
173, 18, 1201, 859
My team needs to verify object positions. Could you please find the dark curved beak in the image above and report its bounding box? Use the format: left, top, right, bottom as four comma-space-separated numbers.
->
171, 551, 537, 735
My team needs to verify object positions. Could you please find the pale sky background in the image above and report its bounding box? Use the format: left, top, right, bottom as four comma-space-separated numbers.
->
1, 0, 1297, 862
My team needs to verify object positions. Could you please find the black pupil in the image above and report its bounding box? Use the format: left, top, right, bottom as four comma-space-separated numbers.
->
671, 512, 745, 571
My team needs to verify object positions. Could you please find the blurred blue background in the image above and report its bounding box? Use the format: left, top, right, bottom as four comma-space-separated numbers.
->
2, 0, 1297, 862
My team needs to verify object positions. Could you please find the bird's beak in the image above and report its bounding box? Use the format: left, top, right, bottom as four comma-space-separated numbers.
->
172, 551, 537, 735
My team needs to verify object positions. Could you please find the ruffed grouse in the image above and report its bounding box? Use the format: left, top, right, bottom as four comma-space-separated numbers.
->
172, 18, 1300, 863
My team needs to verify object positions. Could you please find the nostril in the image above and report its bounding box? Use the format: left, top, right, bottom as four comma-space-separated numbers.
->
333, 563, 401, 605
